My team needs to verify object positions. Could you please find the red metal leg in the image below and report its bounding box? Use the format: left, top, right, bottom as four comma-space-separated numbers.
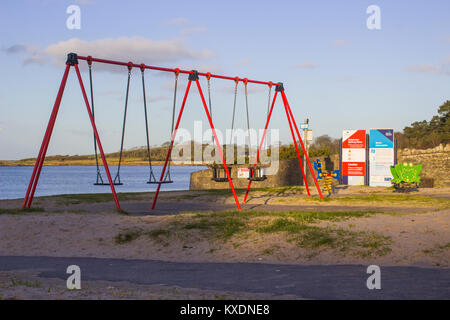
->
243, 91, 278, 203
280, 91, 311, 197
74, 64, 122, 211
24, 64, 71, 208
281, 90, 323, 200
195, 78, 242, 211
151, 80, 193, 210
23, 64, 70, 208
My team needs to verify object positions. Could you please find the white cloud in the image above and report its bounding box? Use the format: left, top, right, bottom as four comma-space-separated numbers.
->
7, 37, 214, 72
332, 40, 350, 46
405, 64, 439, 73
405, 56, 450, 76
45, 37, 213, 66
181, 27, 208, 36
296, 61, 318, 69
3, 43, 48, 65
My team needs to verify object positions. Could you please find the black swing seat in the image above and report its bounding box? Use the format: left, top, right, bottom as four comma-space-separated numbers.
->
147, 171, 173, 184
209, 164, 233, 183
93, 182, 122, 186
248, 166, 267, 182
94, 175, 123, 186
147, 179, 173, 184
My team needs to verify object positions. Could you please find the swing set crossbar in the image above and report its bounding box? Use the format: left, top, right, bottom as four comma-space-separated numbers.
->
77, 55, 279, 87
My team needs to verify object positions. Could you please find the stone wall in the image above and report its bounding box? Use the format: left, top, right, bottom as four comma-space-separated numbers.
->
304, 154, 340, 187
397, 144, 450, 188
189, 158, 303, 190
189, 144, 450, 189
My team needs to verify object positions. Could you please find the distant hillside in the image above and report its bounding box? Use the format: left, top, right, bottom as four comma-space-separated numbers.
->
0, 145, 177, 166
0, 138, 339, 166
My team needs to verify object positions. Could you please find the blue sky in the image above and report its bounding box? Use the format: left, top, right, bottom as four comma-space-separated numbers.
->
0, 0, 449, 160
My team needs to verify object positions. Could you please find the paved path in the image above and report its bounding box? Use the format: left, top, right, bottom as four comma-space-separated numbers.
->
0, 256, 448, 299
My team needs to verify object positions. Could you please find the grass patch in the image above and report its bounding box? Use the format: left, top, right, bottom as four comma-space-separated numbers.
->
423, 242, 450, 255
10, 279, 42, 288
257, 218, 307, 233
193, 209, 375, 223
183, 215, 246, 239
169, 210, 392, 257
257, 218, 391, 256
115, 228, 172, 244
50, 192, 146, 205
306, 194, 450, 208
146, 229, 171, 239
261, 248, 274, 255
114, 229, 143, 244
253, 186, 305, 195
0, 207, 45, 215
112, 208, 392, 257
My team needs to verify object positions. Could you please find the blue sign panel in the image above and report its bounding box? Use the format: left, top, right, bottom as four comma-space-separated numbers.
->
369, 129, 394, 148
369, 129, 394, 186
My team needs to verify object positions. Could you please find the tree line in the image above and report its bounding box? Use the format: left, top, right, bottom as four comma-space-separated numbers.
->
395, 100, 449, 149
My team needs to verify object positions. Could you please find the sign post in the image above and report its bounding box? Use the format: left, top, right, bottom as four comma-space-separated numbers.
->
302, 119, 310, 185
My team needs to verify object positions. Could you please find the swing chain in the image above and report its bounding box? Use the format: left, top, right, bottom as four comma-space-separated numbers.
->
163, 71, 179, 183
114, 65, 132, 185
141, 65, 155, 183
230, 78, 239, 146
88, 60, 106, 185
243, 78, 251, 150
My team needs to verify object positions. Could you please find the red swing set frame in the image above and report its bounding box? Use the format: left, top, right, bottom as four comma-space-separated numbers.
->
21, 53, 323, 212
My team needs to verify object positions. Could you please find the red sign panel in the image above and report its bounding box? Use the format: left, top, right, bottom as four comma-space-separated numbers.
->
342, 130, 366, 149
342, 162, 366, 176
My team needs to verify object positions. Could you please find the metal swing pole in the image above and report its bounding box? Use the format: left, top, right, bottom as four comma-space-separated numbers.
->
151, 76, 193, 210
73, 62, 122, 210
277, 84, 311, 197
195, 73, 242, 211
243, 88, 278, 204
281, 90, 323, 200
22, 64, 71, 209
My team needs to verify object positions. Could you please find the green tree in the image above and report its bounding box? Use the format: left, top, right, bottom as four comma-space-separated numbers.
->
402, 100, 450, 149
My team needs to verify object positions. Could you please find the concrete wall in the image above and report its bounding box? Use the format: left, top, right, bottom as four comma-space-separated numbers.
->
189, 159, 303, 190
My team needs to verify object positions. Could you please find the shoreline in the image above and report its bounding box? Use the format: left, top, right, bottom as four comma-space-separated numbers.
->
0, 161, 205, 167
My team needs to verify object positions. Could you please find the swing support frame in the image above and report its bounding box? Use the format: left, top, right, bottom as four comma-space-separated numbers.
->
21, 53, 323, 212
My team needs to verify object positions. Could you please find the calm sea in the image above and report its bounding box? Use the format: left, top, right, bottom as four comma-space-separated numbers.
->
0, 165, 205, 200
